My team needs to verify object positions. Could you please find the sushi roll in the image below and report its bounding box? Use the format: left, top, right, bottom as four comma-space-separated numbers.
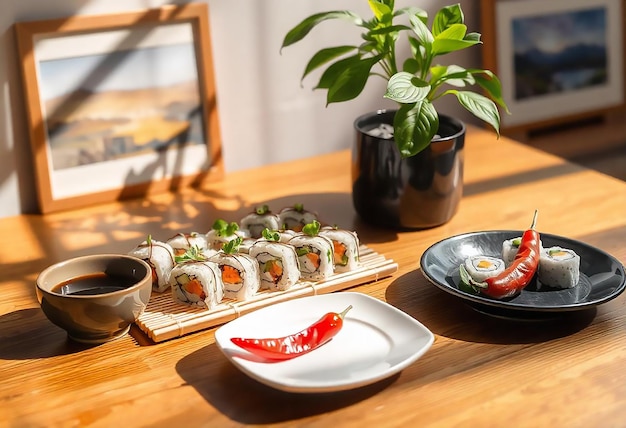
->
502, 236, 543, 265
537, 247, 580, 289
277, 229, 298, 244
288, 221, 334, 281
206, 219, 245, 251
210, 238, 260, 301
249, 229, 301, 291
170, 260, 224, 309
240, 205, 281, 239
319, 226, 360, 273
128, 236, 176, 292
462, 255, 505, 282
236, 237, 257, 255
278, 204, 318, 232
166, 232, 209, 257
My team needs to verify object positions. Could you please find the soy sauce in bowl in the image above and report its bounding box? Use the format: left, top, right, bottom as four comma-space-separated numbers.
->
52, 272, 136, 296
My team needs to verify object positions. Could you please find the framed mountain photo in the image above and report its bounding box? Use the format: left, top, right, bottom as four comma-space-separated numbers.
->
481, 0, 625, 132
15, 4, 223, 213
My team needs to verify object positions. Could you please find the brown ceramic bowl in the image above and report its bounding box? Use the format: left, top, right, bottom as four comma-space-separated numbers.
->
36, 254, 152, 344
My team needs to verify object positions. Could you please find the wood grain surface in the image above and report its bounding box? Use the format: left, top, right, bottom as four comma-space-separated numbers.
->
1, 126, 625, 427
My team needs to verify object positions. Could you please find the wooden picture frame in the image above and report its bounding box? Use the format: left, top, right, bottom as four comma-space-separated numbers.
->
481, 0, 625, 133
15, 4, 223, 214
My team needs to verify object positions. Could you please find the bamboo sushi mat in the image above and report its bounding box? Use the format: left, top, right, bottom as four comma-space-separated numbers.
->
136, 245, 398, 342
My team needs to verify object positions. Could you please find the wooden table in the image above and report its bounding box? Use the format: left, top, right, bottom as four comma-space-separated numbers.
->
2, 126, 625, 427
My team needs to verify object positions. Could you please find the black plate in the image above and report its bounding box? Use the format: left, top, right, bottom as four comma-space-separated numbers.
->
420, 230, 626, 319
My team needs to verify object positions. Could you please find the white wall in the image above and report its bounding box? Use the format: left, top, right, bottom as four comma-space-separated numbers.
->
0, 0, 479, 218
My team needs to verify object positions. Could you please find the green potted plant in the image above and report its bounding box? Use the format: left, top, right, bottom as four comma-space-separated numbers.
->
281, 1, 509, 229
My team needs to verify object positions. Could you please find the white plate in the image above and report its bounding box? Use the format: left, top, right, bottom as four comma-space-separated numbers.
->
214, 292, 434, 393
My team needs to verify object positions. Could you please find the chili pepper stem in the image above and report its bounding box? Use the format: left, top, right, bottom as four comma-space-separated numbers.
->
338, 305, 353, 319
530, 209, 538, 230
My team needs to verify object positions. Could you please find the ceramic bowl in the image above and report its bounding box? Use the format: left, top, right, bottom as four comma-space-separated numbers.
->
36, 254, 152, 344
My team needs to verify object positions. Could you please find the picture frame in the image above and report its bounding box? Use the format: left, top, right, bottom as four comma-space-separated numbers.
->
481, 0, 625, 133
15, 3, 223, 214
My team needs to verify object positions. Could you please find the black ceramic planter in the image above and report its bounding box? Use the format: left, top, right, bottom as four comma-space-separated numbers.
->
352, 109, 465, 229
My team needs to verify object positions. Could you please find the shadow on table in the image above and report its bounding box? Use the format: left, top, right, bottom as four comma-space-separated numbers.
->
175, 344, 398, 424
0, 308, 96, 359
385, 269, 597, 345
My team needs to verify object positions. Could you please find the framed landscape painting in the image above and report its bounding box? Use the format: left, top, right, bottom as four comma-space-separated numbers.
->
481, 0, 625, 132
15, 4, 223, 213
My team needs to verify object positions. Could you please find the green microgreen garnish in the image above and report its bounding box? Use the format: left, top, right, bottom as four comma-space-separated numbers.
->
262, 228, 281, 242
212, 219, 239, 237
512, 238, 521, 247
175, 245, 207, 264
302, 220, 321, 237
223, 237, 243, 254
293, 203, 304, 212
255, 205, 270, 215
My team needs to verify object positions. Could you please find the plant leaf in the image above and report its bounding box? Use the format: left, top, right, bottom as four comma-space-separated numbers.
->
452, 90, 501, 134
397, 7, 427, 24
434, 65, 475, 87
302, 46, 357, 81
281, 11, 363, 51
384, 71, 430, 103
432, 38, 480, 56
393, 101, 438, 157
368, 0, 392, 20
318, 55, 383, 104
409, 13, 434, 45
470, 69, 510, 112
432, 3, 464, 36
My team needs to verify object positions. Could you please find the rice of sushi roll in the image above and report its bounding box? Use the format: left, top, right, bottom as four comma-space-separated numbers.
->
537, 247, 580, 289
288, 221, 334, 281
170, 260, 224, 309
277, 229, 298, 244
166, 232, 209, 257
210, 238, 260, 301
240, 205, 281, 239
206, 219, 245, 251
128, 236, 175, 292
502, 236, 543, 265
462, 255, 506, 282
249, 229, 301, 291
278, 204, 318, 232
319, 226, 360, 273
236, 237, 257, 255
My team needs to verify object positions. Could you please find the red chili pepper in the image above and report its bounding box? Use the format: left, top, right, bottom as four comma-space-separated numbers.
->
230, 305, 352, 360
461, 210, 541, 299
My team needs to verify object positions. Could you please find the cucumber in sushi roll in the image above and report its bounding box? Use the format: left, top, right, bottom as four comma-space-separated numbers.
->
249, 229, 301, 291
289, 221, 334, 281
128, 236, 176, 293
170, 260, 224, 309
319, 226, 360, 272
240, 205, 281, 239
537, 247, 580, 289
502, 236, 543, 265
278, 203, 318, 232
210, 238, 260, 301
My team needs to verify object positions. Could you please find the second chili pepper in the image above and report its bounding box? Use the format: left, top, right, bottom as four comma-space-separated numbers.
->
230, 305, 353, 360
460, 210, 541, 299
